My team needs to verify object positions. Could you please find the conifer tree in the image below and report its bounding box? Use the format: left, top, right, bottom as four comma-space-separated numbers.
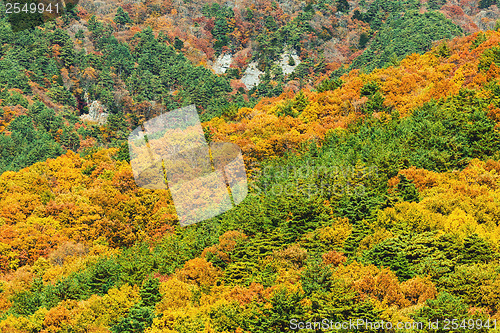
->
111, 304, 155, 333
293, 91, 309, 113
396, 174, 420, 202
139, 278, 162, 307
336, 0, 349, 13
114, 7, 132, 25
174, 37, 184, 50
458, 234, 494, 264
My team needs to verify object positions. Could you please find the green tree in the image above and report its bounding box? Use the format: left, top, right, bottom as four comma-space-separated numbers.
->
412, 292, 489, 333
307, 280, 382, 330
471, 32, 487, 50
438, 264, 495, 308
360, 81, 379, 97
396, 174, 420, 202
336, 0, 349, 12
316, 78, 343, 93
364, 237, 414, 280
293, 90, 309, 113
114, 7, 132, 25
111, 304, 155, 333
244, 287, 305, 333
87, 258, 121, 295
457, 234, 494, 265
140, 278, 161, 307
479, 0, 497, 9
359, 32, 370, 48
174, 36, 184, 50
301, 261, 332, 296
10, 290, 42, 316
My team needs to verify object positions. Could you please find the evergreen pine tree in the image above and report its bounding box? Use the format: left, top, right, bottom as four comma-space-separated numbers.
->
336, 0, 349, 13
479, 0, 497, 9
293, 91, 309, 113
300, 261, 332, 296
114, 7, 132, 25
111, 304, 155, 333
458, 234, 494, 264
343, 220, 371, 257
174, 37, 184, 50
140, 278, 162, 307
396, 174, 420, 202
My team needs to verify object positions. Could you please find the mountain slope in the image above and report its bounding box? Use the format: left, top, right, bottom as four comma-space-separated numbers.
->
1, 29, 500, 331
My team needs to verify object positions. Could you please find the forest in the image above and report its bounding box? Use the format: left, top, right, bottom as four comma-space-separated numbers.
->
1, 0, 500, 332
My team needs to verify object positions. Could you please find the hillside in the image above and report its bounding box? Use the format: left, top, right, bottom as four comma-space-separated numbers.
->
1, 26, 500, 331
77, 0, 500, 70
0, 0, 499, 178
